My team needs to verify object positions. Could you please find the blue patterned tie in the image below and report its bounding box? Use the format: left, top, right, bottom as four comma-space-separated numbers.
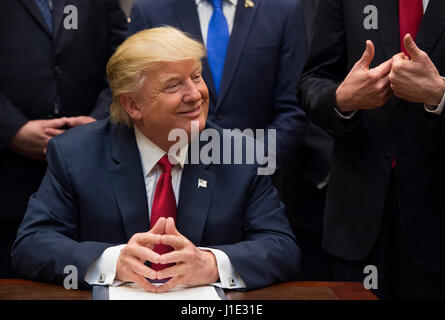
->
207, 0, 230, 96
34, 0, 53, 32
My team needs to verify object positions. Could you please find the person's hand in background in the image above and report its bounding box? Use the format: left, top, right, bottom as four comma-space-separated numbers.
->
336, 40, 393, 112
389, 34, 445, 106
9, 118, 68, 161
64, 116, 96, 128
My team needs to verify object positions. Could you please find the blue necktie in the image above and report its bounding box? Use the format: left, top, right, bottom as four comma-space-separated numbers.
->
35, 0, 61, 115
206, 0, 230, 96
34, 0, 53, 32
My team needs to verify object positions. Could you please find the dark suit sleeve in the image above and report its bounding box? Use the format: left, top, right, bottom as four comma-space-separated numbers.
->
298, 0, 360, 139
90, 0, 128, 119
11, 138, 115, 289
268, 0, 308, 168
210, 170, 300, 290
0, 93, 29, 150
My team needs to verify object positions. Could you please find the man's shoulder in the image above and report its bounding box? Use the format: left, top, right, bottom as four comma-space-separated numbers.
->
51, 118, 116, 149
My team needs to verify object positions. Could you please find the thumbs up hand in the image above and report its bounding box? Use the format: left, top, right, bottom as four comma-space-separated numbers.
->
336, 40, 393, 112
389, 34, 445, 105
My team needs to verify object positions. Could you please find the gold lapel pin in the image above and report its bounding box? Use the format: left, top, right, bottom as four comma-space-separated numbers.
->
245, 0, 254, 8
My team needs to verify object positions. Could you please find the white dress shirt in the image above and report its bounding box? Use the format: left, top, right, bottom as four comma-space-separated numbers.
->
335, 0, 445, 118
195, 0, 237, 46
84, 125, 245, 289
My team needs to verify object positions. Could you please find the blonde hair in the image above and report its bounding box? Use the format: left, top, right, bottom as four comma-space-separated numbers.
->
107, 26, 206, 126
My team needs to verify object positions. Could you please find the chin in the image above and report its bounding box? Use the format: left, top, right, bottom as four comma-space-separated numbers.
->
197, 117, 206, 131
179, 117, 206, 140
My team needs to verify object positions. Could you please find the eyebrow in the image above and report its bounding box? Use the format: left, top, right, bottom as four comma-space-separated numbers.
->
159, 65, 203, 85
160, 74, 182, 85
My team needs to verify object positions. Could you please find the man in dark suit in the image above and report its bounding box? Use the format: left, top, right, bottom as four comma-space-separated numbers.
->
0, 1, 127, 277
11, 27, 300, 291
279, 0, 334, 281
126, 0, 308, 171
299, 0, 445, 299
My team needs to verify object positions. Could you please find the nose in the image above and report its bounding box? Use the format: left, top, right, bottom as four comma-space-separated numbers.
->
182, 79, 202, 103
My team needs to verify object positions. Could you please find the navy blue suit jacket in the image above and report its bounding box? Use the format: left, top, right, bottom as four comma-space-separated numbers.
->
127, 0, 308, 168
12, 119, 300, 290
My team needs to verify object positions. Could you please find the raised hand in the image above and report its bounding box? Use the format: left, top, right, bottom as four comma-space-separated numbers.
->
336, 40, 393, 112
389, 34, 445, 105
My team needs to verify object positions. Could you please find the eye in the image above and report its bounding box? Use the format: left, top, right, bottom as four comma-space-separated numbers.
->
167, 82, 180, 88
192, 73, 202, 82
164, 82, 180, 92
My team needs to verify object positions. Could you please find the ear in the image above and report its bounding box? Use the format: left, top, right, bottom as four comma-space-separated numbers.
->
120, 94, 143, 121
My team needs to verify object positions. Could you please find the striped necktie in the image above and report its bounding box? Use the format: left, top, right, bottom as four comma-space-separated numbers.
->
34, 0, 53, 32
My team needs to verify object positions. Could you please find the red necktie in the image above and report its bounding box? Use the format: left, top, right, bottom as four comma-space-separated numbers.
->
394, 0, 423, 168
399, 0, 423, 57
150, 155, 177, 271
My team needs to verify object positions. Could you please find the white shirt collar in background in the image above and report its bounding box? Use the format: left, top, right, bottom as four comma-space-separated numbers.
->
195, 0, 237, 45
195, 0, 238, 6
423, 0, 429, 13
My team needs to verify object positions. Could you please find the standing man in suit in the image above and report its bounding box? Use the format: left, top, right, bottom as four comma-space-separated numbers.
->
299, 0, 445, 299
279, 0, 334, 281
11, 27, 300, 291
126, 0, 308, 172
0, 0, 127, 277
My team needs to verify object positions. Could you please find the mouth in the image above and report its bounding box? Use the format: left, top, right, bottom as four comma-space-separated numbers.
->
177, 105, 202, 118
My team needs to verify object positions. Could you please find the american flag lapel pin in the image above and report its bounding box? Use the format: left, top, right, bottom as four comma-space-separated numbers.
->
198, 179, 208, 189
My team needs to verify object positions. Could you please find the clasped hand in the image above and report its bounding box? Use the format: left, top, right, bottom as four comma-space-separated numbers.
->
9, 116, 96, 161
336, 34, 445, 112
115, 217, 219, 293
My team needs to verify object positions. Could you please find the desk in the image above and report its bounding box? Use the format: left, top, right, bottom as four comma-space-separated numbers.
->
0, 279, 377, 300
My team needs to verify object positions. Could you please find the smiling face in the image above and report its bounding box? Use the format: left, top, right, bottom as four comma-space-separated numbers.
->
122, 59, 209, 151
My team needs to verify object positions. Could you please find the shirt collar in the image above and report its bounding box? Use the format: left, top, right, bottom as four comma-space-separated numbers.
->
195, 0, 238, 6
134, 125, 188, 177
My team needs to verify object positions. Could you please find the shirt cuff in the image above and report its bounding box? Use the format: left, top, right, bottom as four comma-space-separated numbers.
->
84, 244, 126, 287
424, 77, 445, 115
198, 247, 246, 289
333, 106, 357, 119
316, 174, 330, 190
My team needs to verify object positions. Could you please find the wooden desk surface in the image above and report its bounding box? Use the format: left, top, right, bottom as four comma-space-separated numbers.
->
0, 279, 377, 300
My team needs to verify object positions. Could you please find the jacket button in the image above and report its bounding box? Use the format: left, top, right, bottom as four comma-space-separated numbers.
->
54, 66, 63, 75
384, 152, 393, 161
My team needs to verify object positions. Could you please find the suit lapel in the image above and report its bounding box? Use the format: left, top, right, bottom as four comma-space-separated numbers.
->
52, 0, 67, 41
416, 0, 445, 55
216, 0, 260, 109
174, 0, 217, 102
107, 125, 150, 240
176, 148, 216, 245
19, 0, 52, 38
375, 0, 400, 60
